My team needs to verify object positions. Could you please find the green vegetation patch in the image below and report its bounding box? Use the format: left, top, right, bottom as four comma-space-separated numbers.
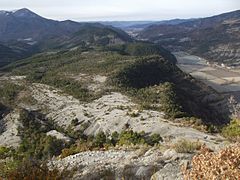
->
111, 56, 229, 123
41, 74, 91, 101
1, 44, 229, 124
0, 82, 24, 106
60, 130, 163, 158
222, 119, 240, 141
0, 158, 73, 179
107, 42, 177, 64
112, 56, 177, 89
17, 110, 67, 159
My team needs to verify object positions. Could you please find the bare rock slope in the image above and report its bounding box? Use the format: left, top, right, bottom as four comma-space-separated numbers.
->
29, 83, 227, 150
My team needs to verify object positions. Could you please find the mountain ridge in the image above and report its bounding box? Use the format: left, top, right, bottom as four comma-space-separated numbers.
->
0, 8, 133, 66
138, 9, 240, 65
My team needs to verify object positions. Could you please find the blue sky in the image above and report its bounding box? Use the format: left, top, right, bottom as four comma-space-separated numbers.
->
0, 0, 239, 21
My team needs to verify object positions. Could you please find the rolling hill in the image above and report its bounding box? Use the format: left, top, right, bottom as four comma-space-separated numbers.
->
40, 24, 133, 50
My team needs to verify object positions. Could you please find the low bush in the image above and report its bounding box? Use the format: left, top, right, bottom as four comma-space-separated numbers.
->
60, 131, 162, 158
0, 146, 12, 159
118, 130, 146, 146
146, 134, 163, 146
0, 82, 23, 106
222, 119, 240, 141
94, 131, 107, 148
61, 144, 92, 158
6, 159, 73, 179
173, 139, 202, 153
17, 109, 67, 159
0, 158, 20, 178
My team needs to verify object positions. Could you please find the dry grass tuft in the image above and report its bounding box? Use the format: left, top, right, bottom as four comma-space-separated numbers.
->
173, 139, 202, 153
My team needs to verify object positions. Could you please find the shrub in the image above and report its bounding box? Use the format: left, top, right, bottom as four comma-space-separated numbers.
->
60, 140, 93, 159
94, 132, 107, 148
0, 82, 23, 105
183, 145, 240, 179
0, 158, 20, 178
6, 159, 73, 179
173, 139, 202, 153
60, 131, 162, 158
0, 146, 12, 159
111, 131, 119, 146
222, 119, 240, 141
147, 134, 163, 146
71, 118, 79, 126
17, 109, 66, 159
118, 130, 146, 146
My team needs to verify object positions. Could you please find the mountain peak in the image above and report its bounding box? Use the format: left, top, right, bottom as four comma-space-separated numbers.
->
12, 8, 39, 18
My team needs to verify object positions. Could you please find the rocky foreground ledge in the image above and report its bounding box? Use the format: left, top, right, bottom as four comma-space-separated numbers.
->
50, 147, 194, 180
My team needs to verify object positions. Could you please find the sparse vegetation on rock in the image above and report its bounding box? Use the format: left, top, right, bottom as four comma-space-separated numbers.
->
60, 130, 162, 158
17, 109, 67, 159
111, 56, 228, 123
4, 159, 73, 180
0, 82, 23, 106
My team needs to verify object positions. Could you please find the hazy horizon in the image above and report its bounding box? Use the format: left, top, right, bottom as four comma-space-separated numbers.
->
0, 0, 239, 21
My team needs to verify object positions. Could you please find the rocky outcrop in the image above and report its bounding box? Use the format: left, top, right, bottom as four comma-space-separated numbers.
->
50, 148, 195, 180
0, 110, 22, 147
29, 83, 228, 150
0, 78, 230, 179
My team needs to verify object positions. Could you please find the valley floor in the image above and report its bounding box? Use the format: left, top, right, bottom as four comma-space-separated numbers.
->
175, 52, 240, 102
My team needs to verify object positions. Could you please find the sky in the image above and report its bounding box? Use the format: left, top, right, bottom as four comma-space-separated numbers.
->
0, 0, 239, 21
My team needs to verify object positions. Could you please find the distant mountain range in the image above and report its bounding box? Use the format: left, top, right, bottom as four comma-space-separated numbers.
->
0, 8, 85, 42
1, 8, 239, 67
0, 8, 133, 66
138, 10, 240, 65
99, 19, 195, 30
